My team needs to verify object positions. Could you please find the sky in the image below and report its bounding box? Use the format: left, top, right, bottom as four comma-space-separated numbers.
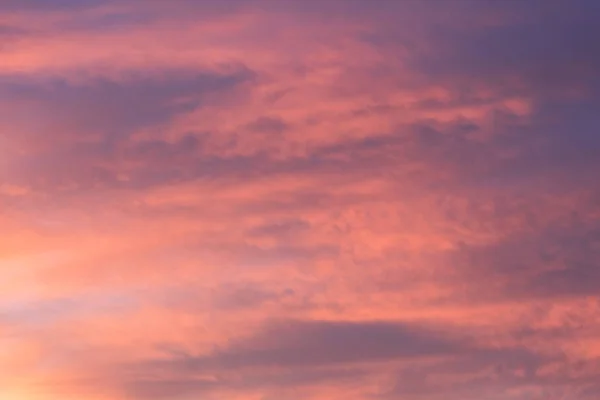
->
0, 0, 599, 399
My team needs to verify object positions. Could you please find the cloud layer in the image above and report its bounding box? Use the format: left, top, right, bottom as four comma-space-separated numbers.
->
1, 1, 599, 399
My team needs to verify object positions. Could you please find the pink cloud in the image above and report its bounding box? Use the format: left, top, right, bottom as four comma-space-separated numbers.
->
1, 1, 599, 400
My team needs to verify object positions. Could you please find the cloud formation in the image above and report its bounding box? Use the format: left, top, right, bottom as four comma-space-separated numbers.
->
1, 1, 599, 399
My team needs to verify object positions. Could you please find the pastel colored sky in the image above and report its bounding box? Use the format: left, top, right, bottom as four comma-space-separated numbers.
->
1, 1, 599, 399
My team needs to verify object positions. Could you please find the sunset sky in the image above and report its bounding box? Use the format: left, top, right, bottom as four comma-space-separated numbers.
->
1, 1, 599, 399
